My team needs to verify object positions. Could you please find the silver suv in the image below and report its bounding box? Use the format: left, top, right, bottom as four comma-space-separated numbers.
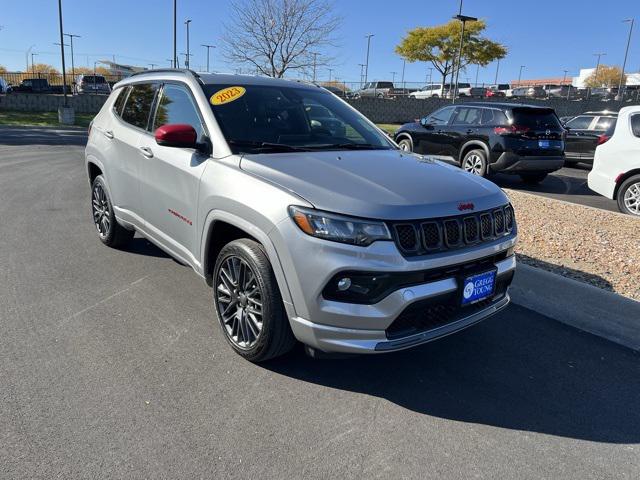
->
85, 70, 517, 362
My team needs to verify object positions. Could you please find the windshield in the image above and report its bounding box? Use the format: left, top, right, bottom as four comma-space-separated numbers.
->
203, 84, 394, 154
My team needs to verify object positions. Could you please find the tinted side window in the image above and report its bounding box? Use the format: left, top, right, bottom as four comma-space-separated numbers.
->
112, 87, 129, 117
481, 109, 508, 125
121, 83, 158, 130
153, 84, 205, 140
565, 116, 594, 129
594, 117, 616, 131
427, 106, 455, 125
631, 115, 640, 138
451, 107, 482, 125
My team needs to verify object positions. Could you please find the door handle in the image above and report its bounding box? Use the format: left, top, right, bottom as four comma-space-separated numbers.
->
103, 130, 114, 139
139, 146, 154, 158
466, 129, 475, 134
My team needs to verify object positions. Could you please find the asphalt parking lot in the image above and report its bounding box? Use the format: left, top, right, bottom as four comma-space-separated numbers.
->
1, 127, 639, 479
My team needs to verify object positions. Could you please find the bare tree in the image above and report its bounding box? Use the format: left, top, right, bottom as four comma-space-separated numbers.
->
221, 0, 340, 78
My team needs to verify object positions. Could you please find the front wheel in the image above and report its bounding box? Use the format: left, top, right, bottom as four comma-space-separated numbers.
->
461, 149, 488, 177
397, 138, 413, 152
213, 239, 296, 362
617, 175, 640, 216
519, 173, 548, 184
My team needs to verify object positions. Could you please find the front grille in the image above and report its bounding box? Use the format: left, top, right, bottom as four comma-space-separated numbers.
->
388, 205, 515, 257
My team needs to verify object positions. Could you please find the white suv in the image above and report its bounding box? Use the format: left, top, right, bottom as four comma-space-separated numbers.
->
85, 69, 517, 362
588, 105, 640, 216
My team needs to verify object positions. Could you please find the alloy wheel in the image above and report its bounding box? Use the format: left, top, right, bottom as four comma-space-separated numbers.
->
623, 181, 640, 215
92, 183, 111, 238
216, 256, 263, 349
463, 154, 484, 175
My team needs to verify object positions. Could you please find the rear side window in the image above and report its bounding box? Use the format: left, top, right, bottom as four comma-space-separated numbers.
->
565, 116, 594, 129
153, 83, 205, 140
631, 115, 640, 138
451, 107, 482, 125
594, 117, 616, 131
121, 83, 158, 130
481, 109, 508, 125
112, 87, 129, 116
377, 82, 393, 89
512, 108, 562, 129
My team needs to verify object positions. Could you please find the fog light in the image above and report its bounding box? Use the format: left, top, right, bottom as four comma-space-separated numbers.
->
337, 277, 352, 291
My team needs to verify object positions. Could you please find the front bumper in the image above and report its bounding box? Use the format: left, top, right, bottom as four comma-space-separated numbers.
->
490, 152, 564, 174
286, 250, 516, 354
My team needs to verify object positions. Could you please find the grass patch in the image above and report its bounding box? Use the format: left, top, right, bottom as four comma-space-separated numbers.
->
0, 110, 94, 128
376, 123, 402, 135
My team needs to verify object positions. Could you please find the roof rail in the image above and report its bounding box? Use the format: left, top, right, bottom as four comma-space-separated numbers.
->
128, 68, 200, 80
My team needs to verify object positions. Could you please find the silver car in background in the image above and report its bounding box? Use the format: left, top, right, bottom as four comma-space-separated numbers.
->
85, 70, 517, 362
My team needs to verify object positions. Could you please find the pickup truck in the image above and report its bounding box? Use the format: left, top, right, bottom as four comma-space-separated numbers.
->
12, 78, 65, 94
353, 81, 404, 99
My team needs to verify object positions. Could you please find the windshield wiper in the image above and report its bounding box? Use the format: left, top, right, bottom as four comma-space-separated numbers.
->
306, 143, 389, 151
228, 140, 312, 153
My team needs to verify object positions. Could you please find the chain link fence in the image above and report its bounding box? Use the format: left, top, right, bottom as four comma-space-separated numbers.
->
0, 72, 128, 94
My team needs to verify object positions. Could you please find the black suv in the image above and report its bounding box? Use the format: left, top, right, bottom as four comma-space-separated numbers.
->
394, 103, 565, 183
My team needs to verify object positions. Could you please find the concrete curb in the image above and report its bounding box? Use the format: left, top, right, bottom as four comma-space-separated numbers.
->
510, 263, 640, 351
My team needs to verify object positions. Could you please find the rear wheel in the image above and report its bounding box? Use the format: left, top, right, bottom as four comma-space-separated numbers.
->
519, 172, 548, 184
213, 239, 296, 362
91, 175, 134, 248
617, 175, 640, 216
461, 149, 488, 177
397, 138, 413, 152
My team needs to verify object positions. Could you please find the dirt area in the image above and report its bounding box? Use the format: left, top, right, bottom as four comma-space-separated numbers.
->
505, 189, 640, 302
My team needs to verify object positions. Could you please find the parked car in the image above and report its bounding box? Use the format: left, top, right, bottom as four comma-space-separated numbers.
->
13, 78, 53, 93
0, 77, 12, 94
546, 85, 584, 99
354, 81, 395, 98
510, 86, 546, 99
409, 83, 472, 99
85, 70, 517, 361
486, 84, 510, 98
394, 102, 565, 183
588, 105, 640, 216
564, 111, 618, 166
76, 74, 111, 94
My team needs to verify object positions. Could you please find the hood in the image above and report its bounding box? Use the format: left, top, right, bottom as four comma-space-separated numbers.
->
240, 150, 508, 220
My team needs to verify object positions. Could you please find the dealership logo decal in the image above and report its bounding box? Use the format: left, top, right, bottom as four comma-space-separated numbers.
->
168, 209, 192, 226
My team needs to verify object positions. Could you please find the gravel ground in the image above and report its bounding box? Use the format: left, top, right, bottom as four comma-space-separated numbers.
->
505, 189, 640, 302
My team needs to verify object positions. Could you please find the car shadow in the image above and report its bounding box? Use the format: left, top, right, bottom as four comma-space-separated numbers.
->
0, 125, 88, 146
516, 253, 615, 293
491, 170, 598, 196
119, 237, 171, 259
263, 304, 640, 444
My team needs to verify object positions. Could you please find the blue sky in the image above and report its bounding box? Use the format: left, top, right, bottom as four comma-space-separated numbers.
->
1, 0, 639, 85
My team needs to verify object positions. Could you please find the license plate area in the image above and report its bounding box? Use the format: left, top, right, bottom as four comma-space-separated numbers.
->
460, 270, 497, 306
538, 139, 551, 148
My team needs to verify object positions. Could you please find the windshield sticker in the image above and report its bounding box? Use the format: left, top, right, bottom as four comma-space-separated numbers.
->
210, 86, 246, 105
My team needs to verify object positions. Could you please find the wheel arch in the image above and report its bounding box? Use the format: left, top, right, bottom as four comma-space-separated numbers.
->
613, 169, 640, 199
459, 141, 490, 164
394, 132, 414, 150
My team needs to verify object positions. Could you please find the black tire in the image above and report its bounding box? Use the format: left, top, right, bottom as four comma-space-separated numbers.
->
397, 137, 413, 152
91, 175, 134, 248
213, 239, 296, 362
617, 174, 640, 216
519, 172, 548, 184
460, 148, 488, 177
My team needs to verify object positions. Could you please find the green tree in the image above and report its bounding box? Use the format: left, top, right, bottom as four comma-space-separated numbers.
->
585, 65, 626, 88
395, 19, 507, 95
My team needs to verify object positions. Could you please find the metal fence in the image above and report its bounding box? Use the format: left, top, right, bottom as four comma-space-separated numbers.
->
1, 71, 127, 93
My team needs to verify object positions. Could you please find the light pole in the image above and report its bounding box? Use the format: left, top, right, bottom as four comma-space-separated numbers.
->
494, 58, 500, 85
64, 33, 80, 84
517, 65, 525, 86
149, 63, 157, 69
201, 44, 215, 72
31, 53, 38, 74
181, 52, 192, 68
311, 52, 319, 82
358, 63, 366, 87
173, 0, 177, 68
452, 12, 478, 102
25, 45, 36, 71
390, 71, 397, 83
166, 59, 173, 67
618, 19, 634, 99
474, 64, 480, 87
427, 67, 434, 90
401, 59, 406, 89
57, 0, 68, 104
93, 61, 99, 95
184, 19, 192, 69
328, 68, 333, 82
593, 53, 606, 87
364, 34, 374, 84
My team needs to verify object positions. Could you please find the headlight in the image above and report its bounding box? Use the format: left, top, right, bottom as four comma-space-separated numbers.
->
288, 206, 391, 246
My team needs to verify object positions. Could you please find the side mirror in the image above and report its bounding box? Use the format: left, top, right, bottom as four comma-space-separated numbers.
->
155, 124, 198, 149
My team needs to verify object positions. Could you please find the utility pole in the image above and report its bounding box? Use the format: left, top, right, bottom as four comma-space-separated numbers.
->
202, 44, 215, 72
364, 34, 374, 84
64, 33, 80, 81
173, 0, 177, 68
494, 58, 500, 85
57, 0, 68, 104
184, 19, 192, 69
517, 65, 525, 86
358, 63, 366, 87
31, 53, 38, 74
618, 19, 634, 100
390, 71, 397, 83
